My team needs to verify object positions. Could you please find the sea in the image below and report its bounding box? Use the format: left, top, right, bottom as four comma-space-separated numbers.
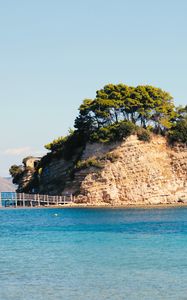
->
0, 207, 187, 300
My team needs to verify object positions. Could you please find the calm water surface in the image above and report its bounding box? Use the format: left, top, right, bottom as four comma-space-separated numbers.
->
0, 207, 187, 300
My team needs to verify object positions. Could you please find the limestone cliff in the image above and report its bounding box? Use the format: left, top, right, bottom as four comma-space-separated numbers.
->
75, 135, 187, 205
15, 134, 187, 206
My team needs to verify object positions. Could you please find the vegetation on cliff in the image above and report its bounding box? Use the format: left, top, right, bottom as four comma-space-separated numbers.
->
42, 83, 186, 153
9, 164, 24, 185
168, 106, 187, 144
75, 84, 175, 134
10, 83, 187, 193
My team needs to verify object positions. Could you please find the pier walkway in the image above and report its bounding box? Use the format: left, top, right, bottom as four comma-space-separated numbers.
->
0, 192, 76, 208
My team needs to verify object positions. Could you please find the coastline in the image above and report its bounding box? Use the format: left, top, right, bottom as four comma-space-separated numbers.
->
49, 202, 187, 209
1, 202, 187, 210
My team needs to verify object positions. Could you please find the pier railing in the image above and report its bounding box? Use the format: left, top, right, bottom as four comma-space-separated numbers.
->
0, 192, 76, 208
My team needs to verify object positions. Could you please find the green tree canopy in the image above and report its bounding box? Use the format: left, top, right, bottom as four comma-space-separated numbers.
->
9, 165, 24, 184
75, 83, 175, 133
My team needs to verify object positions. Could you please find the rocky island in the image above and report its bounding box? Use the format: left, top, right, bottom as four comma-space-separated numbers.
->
10, 84, 187, 206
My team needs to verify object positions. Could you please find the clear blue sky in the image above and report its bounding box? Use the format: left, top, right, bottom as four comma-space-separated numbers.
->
0, 0, 187, 176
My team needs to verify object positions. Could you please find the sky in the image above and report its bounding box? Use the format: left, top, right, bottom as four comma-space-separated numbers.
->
0, 0, 187, 177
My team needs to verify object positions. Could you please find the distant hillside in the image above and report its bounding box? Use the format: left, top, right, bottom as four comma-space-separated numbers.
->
0, 177, 16, 192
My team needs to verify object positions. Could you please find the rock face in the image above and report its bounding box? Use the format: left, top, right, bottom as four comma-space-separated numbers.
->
76, 135, 187, 205
39, 158, 75, 195
16, 134, 187, 206
16, 169, 35, 193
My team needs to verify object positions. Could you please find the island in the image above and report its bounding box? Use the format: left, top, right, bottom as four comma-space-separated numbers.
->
9, 83, 187, 206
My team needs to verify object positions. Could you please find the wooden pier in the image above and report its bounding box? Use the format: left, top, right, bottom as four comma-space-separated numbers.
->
0, 192, 76, 208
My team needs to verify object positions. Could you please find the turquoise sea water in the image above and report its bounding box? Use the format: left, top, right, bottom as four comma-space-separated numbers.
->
0, 208, 187, 300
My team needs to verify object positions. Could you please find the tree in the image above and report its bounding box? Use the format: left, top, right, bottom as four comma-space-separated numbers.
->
44, 136, 68, 152
45, 83, 180, 154
169, 118, 187, 144
168, 106, 187, 144
9, 165, 24, 184
175, 105, 187, 121
78, 84, 175, 132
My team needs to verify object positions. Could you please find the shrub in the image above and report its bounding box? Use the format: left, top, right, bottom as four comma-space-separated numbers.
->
76, 151, 119, 171
168, 119, 187, 144
90, 121, 137, 143
112, 121, 137, 141
61, 131, 85, 160
101, 152, 119, 162
44, 136, 68, 151
9, 165, 24, 184
44, 130, 86, 161
90, 127, 113, 143
76, 157, 104, 170
137, 128, 151, 142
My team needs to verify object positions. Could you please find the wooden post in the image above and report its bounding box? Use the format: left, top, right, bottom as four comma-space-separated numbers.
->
16, 193, 19, 206
47, 195, 49, 206
15, 193, 17, 208
23, 193, 25, 207
38, 194, 40, 207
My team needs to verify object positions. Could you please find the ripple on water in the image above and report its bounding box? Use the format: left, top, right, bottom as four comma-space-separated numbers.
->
0, 207, 187, 300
